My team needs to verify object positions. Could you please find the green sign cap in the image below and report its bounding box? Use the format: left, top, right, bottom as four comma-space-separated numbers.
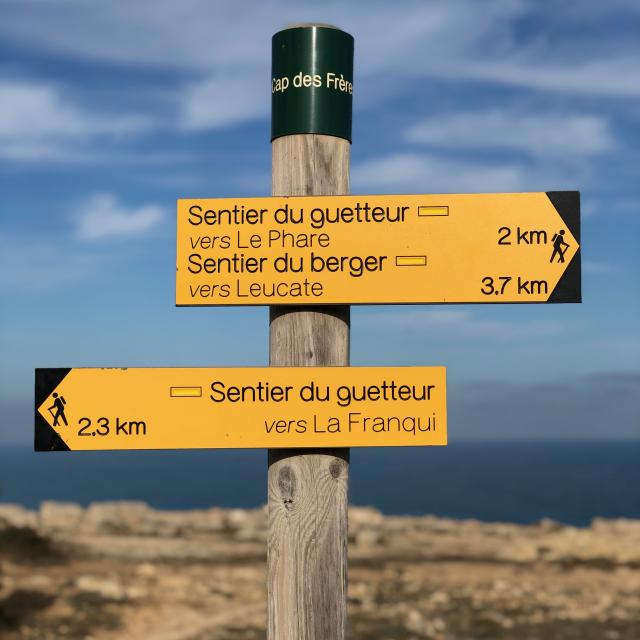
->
271, 24, 354, 142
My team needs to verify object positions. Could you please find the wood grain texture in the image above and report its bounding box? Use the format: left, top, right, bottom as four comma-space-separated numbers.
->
268, 134, 350, 640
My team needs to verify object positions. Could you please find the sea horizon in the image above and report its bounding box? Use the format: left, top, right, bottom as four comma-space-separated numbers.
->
1, 439, 638, 527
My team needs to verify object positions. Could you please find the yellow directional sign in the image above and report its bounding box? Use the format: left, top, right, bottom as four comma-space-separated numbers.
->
176, 191, 580, 305
35, 367, 447, 451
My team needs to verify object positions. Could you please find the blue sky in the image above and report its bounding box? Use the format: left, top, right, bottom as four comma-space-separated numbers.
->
0, 0, 638, 443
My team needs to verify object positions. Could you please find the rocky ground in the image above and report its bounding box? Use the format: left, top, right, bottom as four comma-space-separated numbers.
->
1, 502, 639, 639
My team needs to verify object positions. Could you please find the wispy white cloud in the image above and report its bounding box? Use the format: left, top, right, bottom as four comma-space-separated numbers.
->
0, 1, 637, 151
75, 194, 165, 241
0, 193, 166, 290
359, 309, 563, 341
456, 57, 640, 99
352, 152, 537, 193
0, 80, 153, 161
0, 74, 265, 159
405, 111, 617, 157
0, 81, 148, 138
0, 0, 272, 70
179, 71, 267, 130
2, 0, 638, 102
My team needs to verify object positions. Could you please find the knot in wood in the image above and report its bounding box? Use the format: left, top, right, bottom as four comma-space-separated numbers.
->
329, 459, 343, 479
278, 465, 296, 501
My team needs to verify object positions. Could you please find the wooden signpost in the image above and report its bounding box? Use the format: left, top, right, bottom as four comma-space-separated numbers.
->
34, 22, 582, 640
267, 26, 354, 639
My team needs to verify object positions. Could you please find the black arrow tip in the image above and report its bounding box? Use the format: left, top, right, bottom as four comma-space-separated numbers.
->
547, 191, 581, 303
35, 368, 72, 452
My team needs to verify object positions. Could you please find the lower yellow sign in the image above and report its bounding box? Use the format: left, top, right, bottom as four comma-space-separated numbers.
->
35, 367, 447, 451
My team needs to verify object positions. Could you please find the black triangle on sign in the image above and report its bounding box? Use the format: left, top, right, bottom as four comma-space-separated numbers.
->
35, 368, 72, 452
546, 191, 581, 303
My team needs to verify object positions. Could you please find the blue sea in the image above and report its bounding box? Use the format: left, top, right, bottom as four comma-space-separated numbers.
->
1, 441, 638, 527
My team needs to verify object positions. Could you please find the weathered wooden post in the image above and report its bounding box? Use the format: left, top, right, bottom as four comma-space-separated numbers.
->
268, 24, 354, 639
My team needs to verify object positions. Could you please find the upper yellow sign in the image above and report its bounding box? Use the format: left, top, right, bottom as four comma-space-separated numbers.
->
35, 367, 447, 451
176, 191, 580, 305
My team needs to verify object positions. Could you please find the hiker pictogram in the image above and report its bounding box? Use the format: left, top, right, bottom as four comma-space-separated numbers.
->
48, 392, 68, 427
550, 229, 570, 263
